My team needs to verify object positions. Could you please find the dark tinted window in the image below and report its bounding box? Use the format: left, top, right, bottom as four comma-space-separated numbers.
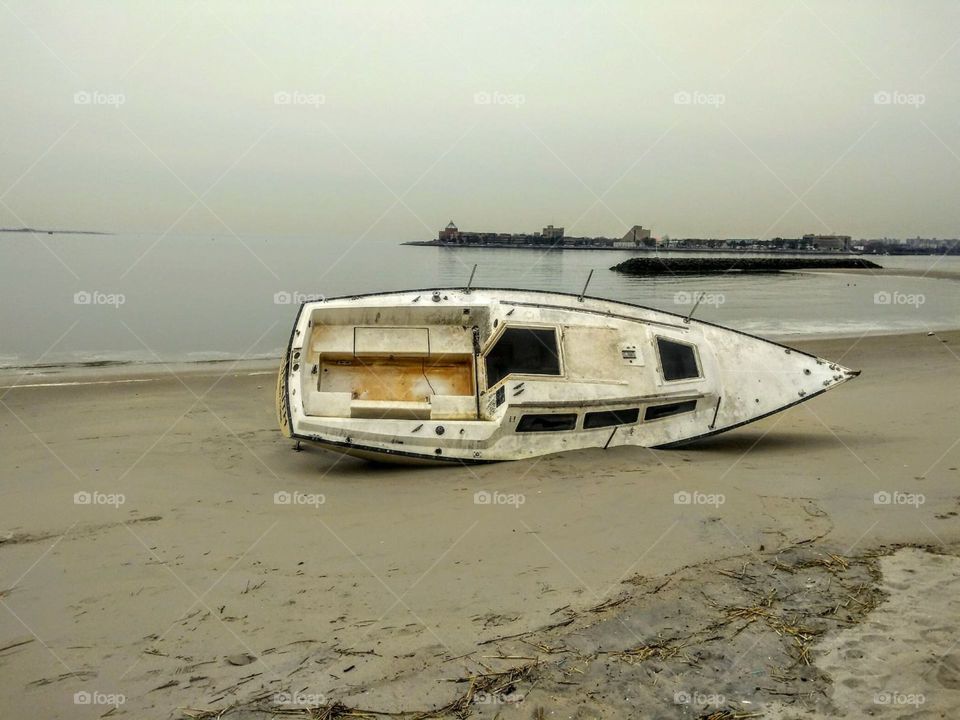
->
516, 413, 577, 432
644, 400, 697, 421
657, 338, 700, 381
486, 328, 561, 387
583, 408, 640, 429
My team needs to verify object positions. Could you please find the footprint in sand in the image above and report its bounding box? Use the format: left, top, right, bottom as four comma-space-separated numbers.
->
838, 643, 867, 662
931, 653, 960, 690
919, 627, 953, 644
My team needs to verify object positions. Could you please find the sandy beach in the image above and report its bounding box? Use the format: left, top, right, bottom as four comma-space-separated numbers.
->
2, 330, 959, 718
6, 0, 960, 715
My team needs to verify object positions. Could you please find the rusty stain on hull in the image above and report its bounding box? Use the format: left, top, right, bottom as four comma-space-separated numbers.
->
318, 355, 474, 402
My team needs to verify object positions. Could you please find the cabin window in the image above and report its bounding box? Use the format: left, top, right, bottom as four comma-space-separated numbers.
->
583, 408, 640, 429
516, 413, 577, 432
644, 400, 698, 421
485, 327, 561, 387
656, 338, 701, 381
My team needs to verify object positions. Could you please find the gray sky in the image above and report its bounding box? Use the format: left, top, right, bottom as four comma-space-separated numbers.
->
2, 0, 959, 240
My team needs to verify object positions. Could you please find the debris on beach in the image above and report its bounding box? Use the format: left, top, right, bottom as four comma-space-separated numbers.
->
224, 653, 256, 667
178, 540, 933, 719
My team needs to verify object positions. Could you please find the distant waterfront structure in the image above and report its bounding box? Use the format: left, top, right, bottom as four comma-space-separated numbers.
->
615, 225, 653, 248
802, 234, 852, 251
415, 224, 958, 255
434, 221, 651, 248
439, 220, 459, 242
663, 234, 855, 251
903, 236, 947, 249
542, 224, 564, 240
861, 237, 959, 254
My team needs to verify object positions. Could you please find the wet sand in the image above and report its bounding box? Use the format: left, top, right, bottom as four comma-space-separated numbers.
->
1, 330, 959, 718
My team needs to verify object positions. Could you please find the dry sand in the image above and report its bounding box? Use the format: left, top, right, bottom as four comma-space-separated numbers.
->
815, 548, 960, 719
1, 330, 959, 718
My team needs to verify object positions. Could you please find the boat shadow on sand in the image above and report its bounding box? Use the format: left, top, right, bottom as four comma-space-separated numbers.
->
670, 429, 847, 453
284, 430, 855, 472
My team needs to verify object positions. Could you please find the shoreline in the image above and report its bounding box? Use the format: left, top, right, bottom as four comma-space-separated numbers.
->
0, 357, 280, 385
4, 326, 959, 386
4, 268, 958, 378
798, 266, 960, 281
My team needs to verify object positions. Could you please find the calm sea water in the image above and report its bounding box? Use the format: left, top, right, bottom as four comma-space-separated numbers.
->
2, 233, 959, 367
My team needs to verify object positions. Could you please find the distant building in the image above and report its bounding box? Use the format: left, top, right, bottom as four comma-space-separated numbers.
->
620, 225, 652, 246
905, 237, 945, 249
439, 220, 459, 242
802, 234, 852, 251
542, 224, 564, 240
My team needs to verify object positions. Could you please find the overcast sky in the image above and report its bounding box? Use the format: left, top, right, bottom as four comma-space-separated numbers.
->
2, 1, 959, 240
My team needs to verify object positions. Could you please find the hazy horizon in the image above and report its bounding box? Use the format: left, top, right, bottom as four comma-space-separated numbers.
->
3, 1, 960, 242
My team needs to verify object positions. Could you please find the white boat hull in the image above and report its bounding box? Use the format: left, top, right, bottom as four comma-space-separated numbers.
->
276, 288, 859, 463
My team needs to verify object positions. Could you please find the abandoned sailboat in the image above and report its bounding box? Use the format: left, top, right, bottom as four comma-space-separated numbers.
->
276, 288, 859, 463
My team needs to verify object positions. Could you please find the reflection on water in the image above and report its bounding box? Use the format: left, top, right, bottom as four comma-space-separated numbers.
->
2, 234, 959, 367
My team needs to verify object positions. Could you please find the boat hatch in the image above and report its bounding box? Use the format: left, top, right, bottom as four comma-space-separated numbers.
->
485, 327, 561, 387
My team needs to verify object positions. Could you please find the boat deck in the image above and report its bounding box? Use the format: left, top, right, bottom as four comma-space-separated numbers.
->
318, 355, 474, 402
